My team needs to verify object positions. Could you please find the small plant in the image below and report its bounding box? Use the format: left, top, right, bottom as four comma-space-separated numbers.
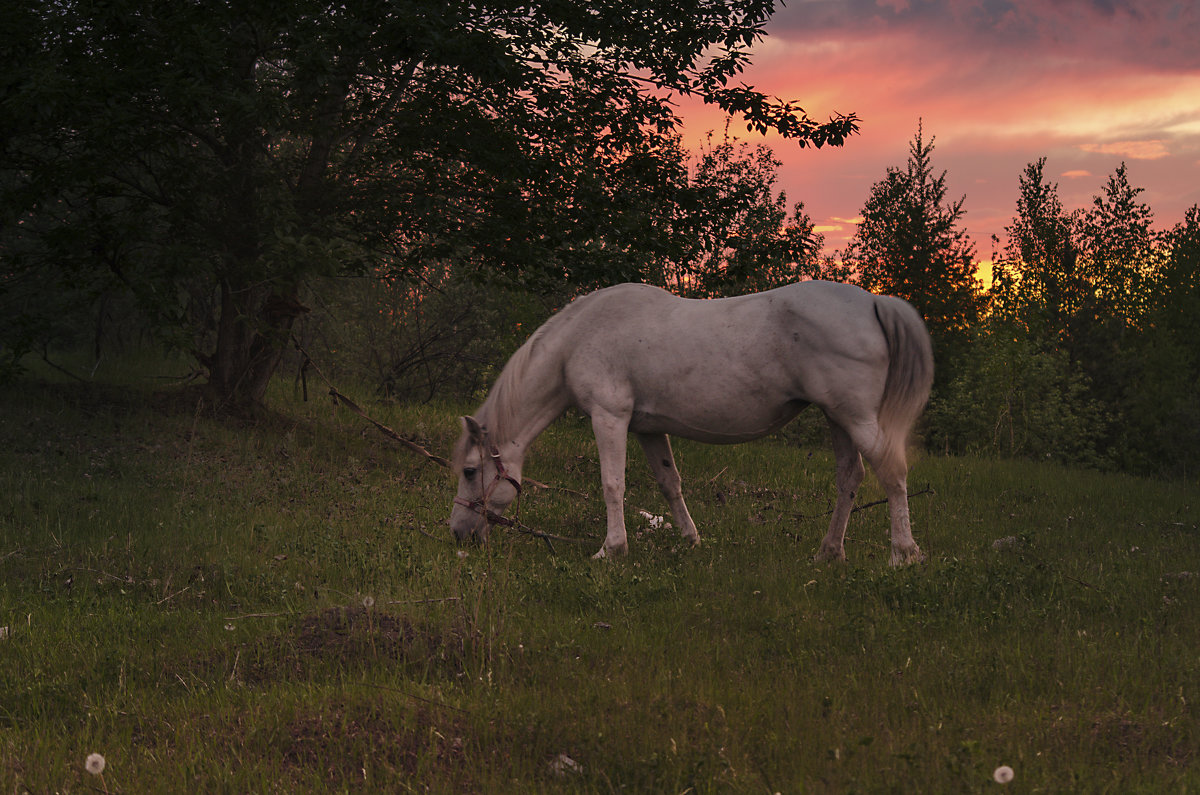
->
85, 753, 109, 792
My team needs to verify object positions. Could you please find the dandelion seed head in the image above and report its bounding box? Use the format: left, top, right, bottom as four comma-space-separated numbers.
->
85, 752, 106, 775
993, 764, 1014, 784
362, 595, 375, 609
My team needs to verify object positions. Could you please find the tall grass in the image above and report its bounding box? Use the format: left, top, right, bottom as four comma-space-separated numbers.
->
1, 355, 1197, 791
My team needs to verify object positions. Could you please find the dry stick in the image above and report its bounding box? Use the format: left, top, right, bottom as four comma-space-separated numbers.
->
793, 485, 935, 521
39, 350, 87, 383
224, 612, 291, 621
293, 340, 600, 550
292, 339, 450, 468
354, 681, 470, 714
386, 596, 462, 605
329, 386, 451, 468
155, 585, 191, 605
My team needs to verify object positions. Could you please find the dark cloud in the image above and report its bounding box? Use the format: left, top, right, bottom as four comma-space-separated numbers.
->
679, 0, 1200, 254
770, 0, 1200, 71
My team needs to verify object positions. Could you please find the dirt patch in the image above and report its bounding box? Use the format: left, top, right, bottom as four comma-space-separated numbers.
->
280, 696, 471, 786
1088, 712, 1194, 767
177, 606, 471, 690
242, 606, 470, 685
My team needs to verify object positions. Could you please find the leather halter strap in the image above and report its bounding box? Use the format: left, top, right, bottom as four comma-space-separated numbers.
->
453, 443, 521, 527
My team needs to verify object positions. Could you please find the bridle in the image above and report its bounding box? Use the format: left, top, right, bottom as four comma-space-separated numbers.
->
453, 442, 522, 528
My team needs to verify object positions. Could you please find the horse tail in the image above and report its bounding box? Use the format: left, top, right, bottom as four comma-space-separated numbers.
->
872, 295, 934, 467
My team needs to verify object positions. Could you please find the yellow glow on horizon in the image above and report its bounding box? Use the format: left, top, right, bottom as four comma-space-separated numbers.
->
976, 259, 995, 289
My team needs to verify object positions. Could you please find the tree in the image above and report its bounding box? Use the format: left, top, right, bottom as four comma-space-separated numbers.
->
1114, 204, 1200, 473
958, 158, 1113, 465
1077, 163, 1158, 327
1156, 204, 1200, 342
663, 124, 832, 297
990, 158, 1083, 338
842, 124, 985, 370
1, 0, 858, 409
974, 161, 1192, 473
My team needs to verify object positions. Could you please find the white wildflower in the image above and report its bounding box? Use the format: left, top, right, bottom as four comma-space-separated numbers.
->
549, 753, 583, 777
85, 752, 106, 775
993, 764, 1014, 784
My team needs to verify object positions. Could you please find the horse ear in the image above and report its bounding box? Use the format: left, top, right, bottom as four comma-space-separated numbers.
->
462, 416, 485, 443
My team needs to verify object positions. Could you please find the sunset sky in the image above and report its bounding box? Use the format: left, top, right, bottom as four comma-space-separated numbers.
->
678, 0, 1200, 260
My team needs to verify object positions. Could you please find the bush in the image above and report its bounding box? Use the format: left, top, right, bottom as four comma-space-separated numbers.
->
926, 332, 1110, 467
297, 268, 559, 404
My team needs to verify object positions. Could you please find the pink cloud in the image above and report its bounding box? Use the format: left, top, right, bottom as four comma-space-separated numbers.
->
677, 0, 1200, 256
1079, 141, 1171, 160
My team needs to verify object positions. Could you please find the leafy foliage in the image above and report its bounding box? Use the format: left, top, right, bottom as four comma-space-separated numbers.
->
306, 266, 559, 404
0, 0, 858, 407
663, 125, 843, 297
958, 161, 1198, 473
841, 124, 986, 376
926, 334, 1109, 466
989, 158, 1083, 339
845, 134, 1197, 474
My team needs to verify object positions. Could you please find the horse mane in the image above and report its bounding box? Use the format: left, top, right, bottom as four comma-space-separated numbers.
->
473, 294, 589, 448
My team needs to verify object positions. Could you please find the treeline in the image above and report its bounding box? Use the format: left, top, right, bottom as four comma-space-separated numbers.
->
320, 127, 1199, 477
836, 128, 1199, 476
2, 4, 1195, 476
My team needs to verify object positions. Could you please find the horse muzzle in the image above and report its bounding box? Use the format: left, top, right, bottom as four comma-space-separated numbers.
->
449, 497, 503, 543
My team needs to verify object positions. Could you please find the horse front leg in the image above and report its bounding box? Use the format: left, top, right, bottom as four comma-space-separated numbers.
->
591, 412, 631, 558
636, 433, 699, 546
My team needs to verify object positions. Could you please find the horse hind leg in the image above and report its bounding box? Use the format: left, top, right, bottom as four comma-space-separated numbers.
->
815, 423, 864, 563
637, 433, 700, 547
854, 421, 924, 566
875, 444, 924, 566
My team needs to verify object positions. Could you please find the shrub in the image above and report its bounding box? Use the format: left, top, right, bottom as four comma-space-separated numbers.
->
926, 332, 1110, 467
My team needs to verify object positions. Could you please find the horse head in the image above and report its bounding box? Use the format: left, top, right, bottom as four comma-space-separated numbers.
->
449, 415, 522, 543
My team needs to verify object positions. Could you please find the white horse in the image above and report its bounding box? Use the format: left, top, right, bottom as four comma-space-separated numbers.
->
449, 280, 933, 565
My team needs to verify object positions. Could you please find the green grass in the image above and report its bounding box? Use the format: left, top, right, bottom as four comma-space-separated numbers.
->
1, 357, 1197, 792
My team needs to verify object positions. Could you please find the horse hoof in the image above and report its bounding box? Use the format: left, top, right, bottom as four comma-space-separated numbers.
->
814, 546, 846, 563
890, 546, 926, 566
593, 541, 628, 559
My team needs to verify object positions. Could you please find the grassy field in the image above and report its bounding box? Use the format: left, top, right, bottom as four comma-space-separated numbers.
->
1, 359, 1197, 792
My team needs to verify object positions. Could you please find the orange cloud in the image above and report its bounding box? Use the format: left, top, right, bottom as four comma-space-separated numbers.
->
676, 1, 1200, 258
1079, 141, 1171, 160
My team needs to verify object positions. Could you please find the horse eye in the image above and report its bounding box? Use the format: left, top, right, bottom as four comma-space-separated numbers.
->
462, 467, 478, 480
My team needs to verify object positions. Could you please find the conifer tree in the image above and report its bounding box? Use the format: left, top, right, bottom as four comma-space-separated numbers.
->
843, 123, 985, 373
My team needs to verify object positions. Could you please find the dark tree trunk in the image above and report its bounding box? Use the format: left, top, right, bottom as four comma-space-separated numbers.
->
203, 278, 306, 410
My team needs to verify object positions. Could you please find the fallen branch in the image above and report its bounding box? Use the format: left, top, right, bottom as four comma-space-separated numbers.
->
224, 612, 291, 621
793, 485, 935, 521
155, 585, 191, 605
354, 681, 470, 714
327, 385, 451, 468
516, 525, 596, 548
292, 338, 449, 468
385, 596, 462, 605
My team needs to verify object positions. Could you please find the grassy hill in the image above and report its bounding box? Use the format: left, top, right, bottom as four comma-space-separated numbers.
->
1, 363, 1197, 792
